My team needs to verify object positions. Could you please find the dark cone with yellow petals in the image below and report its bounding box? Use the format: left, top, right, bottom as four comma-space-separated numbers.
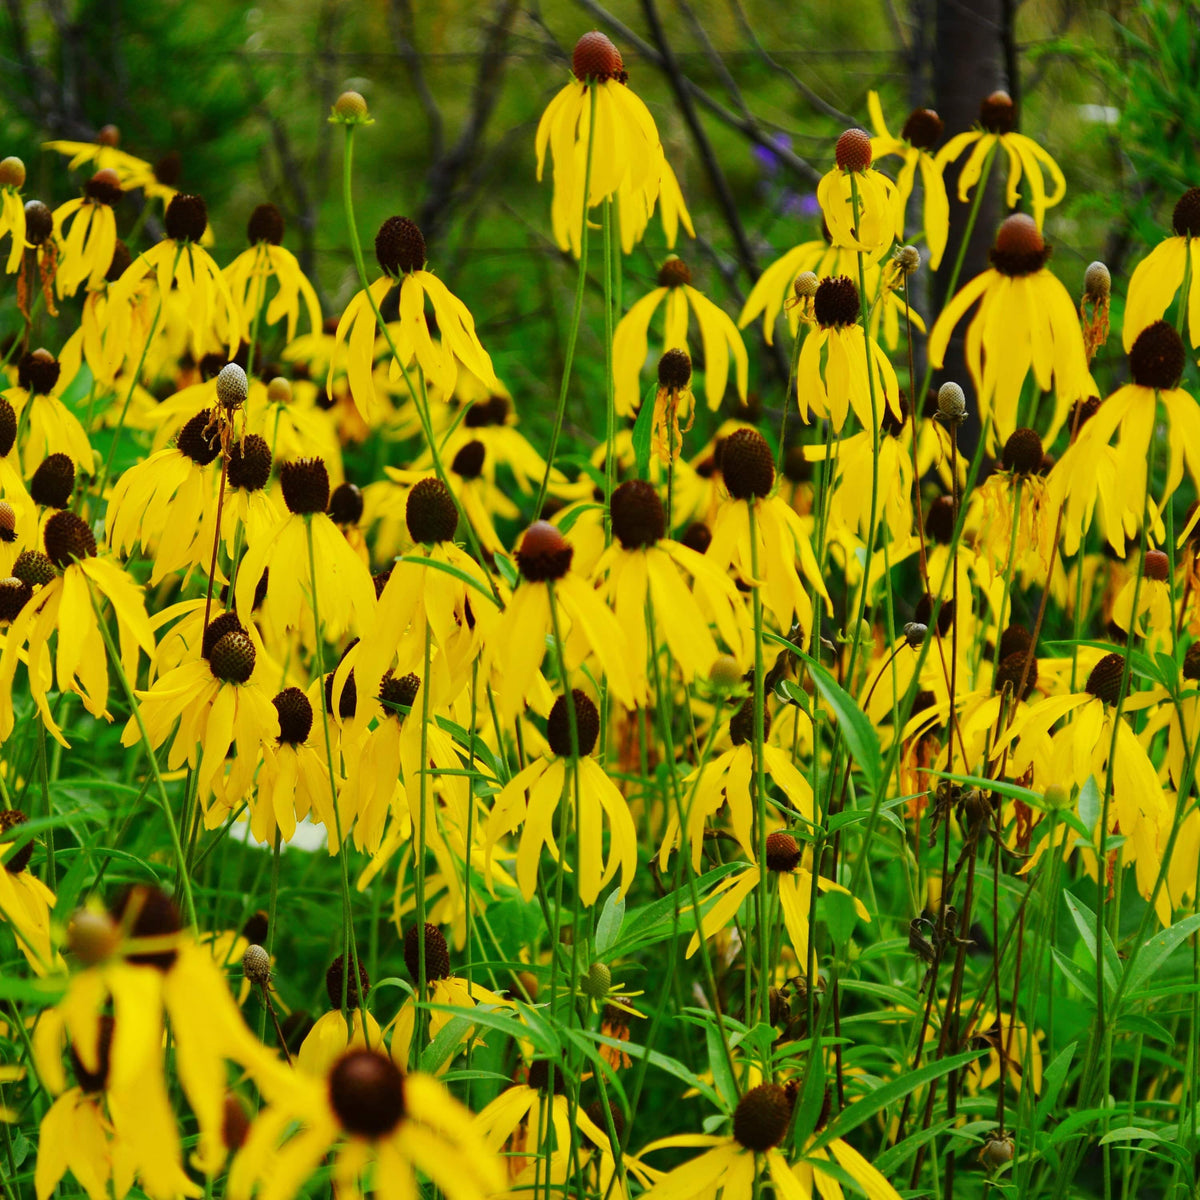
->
115, 885, 182, 970
611, 480, 665, 549
1173, 188, 1200, 238
326, 953, 370, 1010
329, 482, 364, 526
733, 1083, 792, 1152
209, 632, 256, 684
30, 454, 75, 508
273, 687, 313, 745
1129, 321, 1186, 391
329, 1050, 406, 1139
228, 436, 272, 491
765, 831, 801, 872
14, 550, 55, 588
656, 257, 692, 288
547, 689, 600, 757
1085, 652, 1126, 706
0, 809, 32, 873
44, 512, 96, 567
451, 441, 486, 480
247, 204, 285, 246
406, 478, 458, 545
20, 349, 60, 396
518, 521, 573, 581
572, 31, 624, 83
177, 410, 222, 466
375, 216, 426, 276
0, 577, 31, 622
165, 193, 208, 243
721, 429, 775, 500
281, 457, 330, 514
813, 276, 859, 328
404, 922, 451, 983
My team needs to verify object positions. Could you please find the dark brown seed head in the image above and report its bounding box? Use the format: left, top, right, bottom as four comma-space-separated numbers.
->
610, 480, 665, 550
210, 632, 256, 684
1173, 188, 1200, 238
547, 689, 601, 757
14, 550, 55, 587
375, 216, 426, 276
813, 275, 860, 328
23, 201, 53, 246
328, 1050, 406, 1139
176, 410, 222, 467
241, 910, 270, 945
326, 953, 370, 1010
0, 809, 32, 873
200, 613, 245, 664
329, 482, 364, 526
733, 1083, 793, 1152
572, 31, 624, 83
153, 151, 181, 187
656, 257, 692, 288
721, 428, 775, 500
106, 239, 131, 283
901, 107, 944, 149
379, 671, 420, 716
835, 128, 872, 172
1002, 428, 1045, 475
323, 639, 358, 720
44, 511, 96, 567
1085, 652, 1126, 706
0, 500, 13, 542
765, 830, 801, 872
682, 521, 712, 554
1145, 549, 1170, 582
280, 457, 330, 514
518, 521, 573, 582
1184, 643, 1200, 681
990, 214, 1050, 277
113, 885, 182, 970
97, 125, 120, 147
222, 1094, 251, 1151
658, 348, 692, 391
247, 203, 285, 246
998, 624, 1032, 661
85, 168, 122, 207
227, 435, 272, 491
0, 577, 31, 622
406, 478, 458, 544
30, 453, 75, 508
69, 1015, 114, 1093
925, 496, 955, 545
1069, 395, 1101, 434
994, 651, 1037, 700
164, 193, 208, 243
404, 922, 451, 983
1129, 320, 1186, 391
19, 349, 60, 395
526, 1059, 565, 1095
979, 90, 1016, 133
273, 686, 314, 745
0, 397, 15, 456
464, 394, 510, 428
729, 698, 770, 746
451, 440, 486, 480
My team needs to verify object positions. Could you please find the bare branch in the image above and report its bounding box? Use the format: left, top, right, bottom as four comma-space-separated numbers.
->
387, 0, 445, 162
674, 0, 751, 120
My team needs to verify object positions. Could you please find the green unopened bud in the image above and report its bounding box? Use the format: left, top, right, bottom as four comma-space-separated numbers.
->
581, 962, 612, 999
331, 91, 373, 125
709, 654, 744, 691
1043, 783, 1072, 812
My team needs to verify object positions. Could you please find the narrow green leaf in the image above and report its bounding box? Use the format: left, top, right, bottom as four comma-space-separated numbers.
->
1123, 913, 1200, 1000
595, 888, 625, 957
823, 889, 858, 949
1064, 891, 1121, 996
797, 651, 881, 795
632, 384, 656, 479
398, 555, 501, 605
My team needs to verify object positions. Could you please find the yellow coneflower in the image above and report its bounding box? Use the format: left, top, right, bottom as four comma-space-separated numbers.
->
0, 156, 27, 273
230, 1046, 502, 1200
488, 521, 641, 722
816, 127, 901, 253
330, 215, 496, 418
235, 456, 376, 641
1111, 548, 1173, 640
6, 349, 94, 475
0, 511, 155, 745
1126, 186, 1200, 349
535, 31, 683, 258
706, 429, 829, 636
1053, 322, 1200, 555
55, 888, 282, 1177
43, 126, 151, 186
296, 954, 384, 1075
795, 274, 901, 432
53, 168, 122, 297
486, 690, 638, 906
594, 480, 745, 679
935, 90, 1066, 230
224, 204, 322, 344
0, 810, 62, 975
107, 192, 241, 358
928, 215, 1089, 446
659, 698, 812, 872
641, 1081, 900, 1200
613, 255, 748, 418
389, 922, 511, 1069
474, 1058, 571, 1179
122, 615, 279, 815
867, 92, 950, 267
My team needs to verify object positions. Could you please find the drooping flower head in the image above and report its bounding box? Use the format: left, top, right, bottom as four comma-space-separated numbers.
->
53, 167, 122, 297
1126, 186, 1200, 350
816, 127, 901, 253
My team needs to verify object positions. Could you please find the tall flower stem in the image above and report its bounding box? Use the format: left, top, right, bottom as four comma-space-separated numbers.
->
410, 622, 434, 1069
535, 84, 599, 518
305, 517, 362, 1024
602, 196, 617, 544
746, 500, 771, 1029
